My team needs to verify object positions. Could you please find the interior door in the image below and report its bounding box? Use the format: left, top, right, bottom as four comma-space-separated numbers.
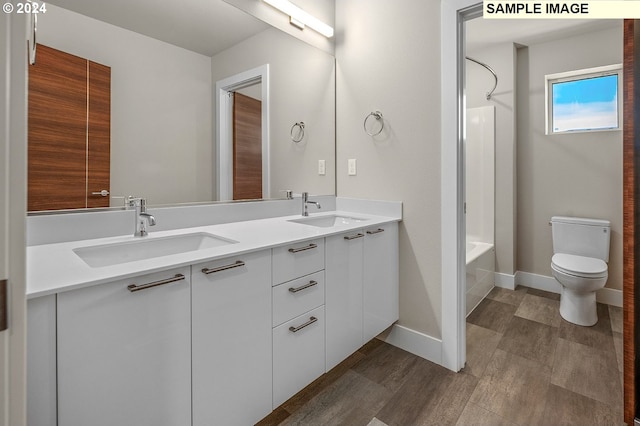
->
232, 92, 262, 200
28, 44, 111, 211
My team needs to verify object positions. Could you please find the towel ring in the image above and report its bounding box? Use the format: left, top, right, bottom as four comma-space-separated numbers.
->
364, 111, 384, 136
290, 121, 305, 143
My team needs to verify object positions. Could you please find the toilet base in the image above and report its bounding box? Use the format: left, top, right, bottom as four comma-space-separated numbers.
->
559, 287, 598, 327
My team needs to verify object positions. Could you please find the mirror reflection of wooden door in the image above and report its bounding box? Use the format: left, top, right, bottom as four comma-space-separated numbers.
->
232, 92, 262, 200
28, 44, 110, 211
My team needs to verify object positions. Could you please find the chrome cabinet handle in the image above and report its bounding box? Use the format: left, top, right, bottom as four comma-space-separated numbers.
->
127, 274, 185, 293
91, 190, 110, 197
288, 243, 317, 253
201, 260, 245, 275
289, 280, 318, 293
366, 228, 385, 235
289, 316, 317, 333
344, 233, 364, 240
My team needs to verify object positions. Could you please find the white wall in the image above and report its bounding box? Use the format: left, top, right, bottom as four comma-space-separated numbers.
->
336, 0, 442, 338
38, 5, 214, 206
210, 27, 336, 198
466, 42, 517, 275
517, 24, 623, 290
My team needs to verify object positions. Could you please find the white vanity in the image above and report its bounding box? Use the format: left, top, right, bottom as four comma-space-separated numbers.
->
27, 203, 400, 426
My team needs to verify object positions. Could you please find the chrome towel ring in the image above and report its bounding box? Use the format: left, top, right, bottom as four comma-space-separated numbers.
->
364, 111, 384, 136
290, 121, 305, 143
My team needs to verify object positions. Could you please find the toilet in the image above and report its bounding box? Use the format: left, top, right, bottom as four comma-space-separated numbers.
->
550, 216, 610, 326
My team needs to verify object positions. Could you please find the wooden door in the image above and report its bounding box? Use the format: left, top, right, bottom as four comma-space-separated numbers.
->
232, 92, 262, 200
28, 44, 110, 211
87, 61, 111, 208
623, 19, 638, 425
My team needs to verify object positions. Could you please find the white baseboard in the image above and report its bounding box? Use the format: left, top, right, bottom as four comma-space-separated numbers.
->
494, 272, 515, 290
515, 271, 560, 293
379, 324, 442, 366
514, 271, 622, 308
596, 287, 623, 307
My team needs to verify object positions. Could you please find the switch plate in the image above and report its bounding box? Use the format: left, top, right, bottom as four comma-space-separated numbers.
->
348, 159, 357, 176
318, 159, 326, 175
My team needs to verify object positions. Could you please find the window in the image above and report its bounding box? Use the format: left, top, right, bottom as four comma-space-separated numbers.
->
545, 64, 622, 135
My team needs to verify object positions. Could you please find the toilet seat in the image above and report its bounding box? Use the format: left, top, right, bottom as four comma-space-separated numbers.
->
551, 253, 608, 279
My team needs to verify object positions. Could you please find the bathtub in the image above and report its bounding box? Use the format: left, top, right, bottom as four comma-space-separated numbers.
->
466, 242, 495, 316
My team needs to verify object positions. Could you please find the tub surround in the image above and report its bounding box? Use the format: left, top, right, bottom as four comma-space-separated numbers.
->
26, 197, 401, 298
466, 242, 496, 315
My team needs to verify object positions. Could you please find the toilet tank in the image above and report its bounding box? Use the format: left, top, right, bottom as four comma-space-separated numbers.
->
551, 216, 611, 262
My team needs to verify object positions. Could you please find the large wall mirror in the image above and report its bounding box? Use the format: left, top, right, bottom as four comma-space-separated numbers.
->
29, 0, 335, 212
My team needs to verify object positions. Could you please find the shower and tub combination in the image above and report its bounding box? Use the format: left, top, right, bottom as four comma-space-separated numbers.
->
465, 105, 496, 315
464, 58, 497, 315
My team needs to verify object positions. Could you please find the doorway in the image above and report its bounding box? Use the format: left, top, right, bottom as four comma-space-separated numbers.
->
216, 64, 270, 201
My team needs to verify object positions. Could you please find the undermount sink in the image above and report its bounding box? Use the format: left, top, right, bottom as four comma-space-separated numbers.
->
73, 232, 237, 268
289, 214, 368, 228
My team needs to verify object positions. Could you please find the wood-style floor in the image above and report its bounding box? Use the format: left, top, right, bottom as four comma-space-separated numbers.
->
258, 286, 623, 425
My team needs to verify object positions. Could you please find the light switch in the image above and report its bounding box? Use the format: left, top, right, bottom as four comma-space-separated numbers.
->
348, 159, 357, 176
318, 159, 326, 175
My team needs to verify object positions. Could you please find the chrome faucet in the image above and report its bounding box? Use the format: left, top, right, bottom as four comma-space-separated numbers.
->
301, 192, 321, 216
128, 197, 156, 237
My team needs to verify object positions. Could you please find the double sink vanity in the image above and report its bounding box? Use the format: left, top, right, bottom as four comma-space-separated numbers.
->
27, 199, 401, 426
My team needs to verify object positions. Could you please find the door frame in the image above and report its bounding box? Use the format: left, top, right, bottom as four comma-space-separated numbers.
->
441, 0, 481, 372
215, 64, 270, 201
0, 11, 29, 426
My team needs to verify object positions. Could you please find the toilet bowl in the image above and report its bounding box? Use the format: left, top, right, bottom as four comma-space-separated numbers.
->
550, 216, 610, 327
551, 253, 608, 326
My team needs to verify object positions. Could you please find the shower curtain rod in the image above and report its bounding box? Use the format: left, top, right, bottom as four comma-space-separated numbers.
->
465, 56, 498, 100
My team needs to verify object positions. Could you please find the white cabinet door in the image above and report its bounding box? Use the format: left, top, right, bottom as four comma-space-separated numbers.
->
363, 222, 399, 342
192, 250, 272, 426
27, 295, 57, 426
325, 230, 364, 371
273, 305, 325, 408
57, 267, 191, 426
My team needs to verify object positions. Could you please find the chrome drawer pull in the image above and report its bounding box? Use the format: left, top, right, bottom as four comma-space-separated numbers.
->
289, 316, 318, 333
344, 233, 364, 240
288, 243, 317, 253
127, 274, 185, 293
366, 228, 385, 235
289, 280, 318, 293
201, 260, 245, 275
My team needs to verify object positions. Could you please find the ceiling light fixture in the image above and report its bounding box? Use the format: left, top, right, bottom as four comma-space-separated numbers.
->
262, 0, 334, 38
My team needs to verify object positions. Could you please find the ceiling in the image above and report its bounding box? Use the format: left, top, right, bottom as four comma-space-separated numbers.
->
466, 18, 621, 52
47, 0, 270, 57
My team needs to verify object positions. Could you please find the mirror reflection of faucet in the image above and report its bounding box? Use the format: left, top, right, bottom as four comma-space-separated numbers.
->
301, 192, 321, 217
128, 197, 156, 237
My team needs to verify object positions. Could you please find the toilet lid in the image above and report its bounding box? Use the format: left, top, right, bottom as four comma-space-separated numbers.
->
552, 253, 608, 278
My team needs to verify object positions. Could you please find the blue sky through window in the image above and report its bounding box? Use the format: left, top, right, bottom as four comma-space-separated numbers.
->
552, 74, 618, 132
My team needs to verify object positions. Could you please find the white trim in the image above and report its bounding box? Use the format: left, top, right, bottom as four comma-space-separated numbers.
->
515, 271, 560, 293
494, 272, 516, 290
515, 271, 623, 308
380, 324, 443, 366
597, 287, 623, 307
215, 64, 270, 200
441, 0, 482, 373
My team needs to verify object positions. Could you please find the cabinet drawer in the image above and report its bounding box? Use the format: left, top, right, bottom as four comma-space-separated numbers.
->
273, 306, 325, 408
273, 271, 325, 327
272, 238, 325, 284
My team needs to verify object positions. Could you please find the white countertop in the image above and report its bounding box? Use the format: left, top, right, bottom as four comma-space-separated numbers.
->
27, 211, 400, 299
